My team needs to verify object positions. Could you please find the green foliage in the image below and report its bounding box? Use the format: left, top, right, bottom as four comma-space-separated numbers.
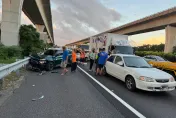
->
0, 25, 47, 63
135, 51, 176, 62
0, 46, 22, 59
173, 46, 176, 53
0, 57, 16, 64
19, 25, 45, 56
134, 44, 165, 52
46, 43, 54, 48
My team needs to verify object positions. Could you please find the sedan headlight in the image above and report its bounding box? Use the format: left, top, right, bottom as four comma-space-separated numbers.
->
139, 76, 155, 82
170, 77, 175, 82
39, 60, 46, 64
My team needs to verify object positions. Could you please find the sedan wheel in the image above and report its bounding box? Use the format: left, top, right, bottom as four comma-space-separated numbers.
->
26, 63, 32, 70
125, 76, 136, 91
46, 62, 54, 71
103, 67, 108, 76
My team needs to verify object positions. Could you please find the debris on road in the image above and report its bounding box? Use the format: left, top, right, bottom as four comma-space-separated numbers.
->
32, 85, 35, 87
32, 95, 44, 101
39, 95, 44, 99
51, 71, 59, 73
38, 71, 46, 76
32, 98, 37, 101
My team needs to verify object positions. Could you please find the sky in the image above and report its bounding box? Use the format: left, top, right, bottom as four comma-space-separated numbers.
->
1, 0, 176, 46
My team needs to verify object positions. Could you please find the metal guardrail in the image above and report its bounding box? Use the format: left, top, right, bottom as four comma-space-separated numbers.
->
0, 58, 30, 80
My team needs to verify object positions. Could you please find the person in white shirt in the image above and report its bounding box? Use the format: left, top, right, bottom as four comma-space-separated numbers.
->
89, 48, 96, 71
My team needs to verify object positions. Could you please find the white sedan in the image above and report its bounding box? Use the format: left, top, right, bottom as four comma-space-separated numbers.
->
105, 54, 176, 92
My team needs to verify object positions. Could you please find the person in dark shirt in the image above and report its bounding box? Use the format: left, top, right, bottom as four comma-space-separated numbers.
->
95, 51, 100, 73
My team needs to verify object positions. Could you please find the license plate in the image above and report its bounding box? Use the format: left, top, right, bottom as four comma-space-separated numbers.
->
161, 85, 168, 88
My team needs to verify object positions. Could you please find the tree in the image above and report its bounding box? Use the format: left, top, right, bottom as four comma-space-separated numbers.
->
173, 46, 176, 53
19, 25, 45, 56
47, 43, 54, 48
134, 44, 165, 52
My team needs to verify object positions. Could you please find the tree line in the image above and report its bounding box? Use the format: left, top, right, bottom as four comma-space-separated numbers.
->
133, 44, 165, 52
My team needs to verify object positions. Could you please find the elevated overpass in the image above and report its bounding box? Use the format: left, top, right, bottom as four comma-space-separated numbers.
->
1, 0, 54, 46
66, 7, 176, 53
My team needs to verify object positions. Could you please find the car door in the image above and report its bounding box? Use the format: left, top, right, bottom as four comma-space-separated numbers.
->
67, 50, 72, 64
106, 55, 116, 75
55, 51, 63, 66
113, 56, 126, 81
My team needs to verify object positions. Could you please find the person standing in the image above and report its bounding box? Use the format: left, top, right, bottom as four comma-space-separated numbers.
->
80, 49, 85, 65
61, 46, 68, 75
89, 48, 95, 71
95, 50, 100, 73
96, 48, 108, 75
71, 49, 77, 72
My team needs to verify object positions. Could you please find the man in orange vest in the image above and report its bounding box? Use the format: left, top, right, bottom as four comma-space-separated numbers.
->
80, 48, 85, 65
71, 49, 77, 72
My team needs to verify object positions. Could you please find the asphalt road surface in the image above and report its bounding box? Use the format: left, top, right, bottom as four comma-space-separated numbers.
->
80, 63, 176, 118
0, 68, 125, 118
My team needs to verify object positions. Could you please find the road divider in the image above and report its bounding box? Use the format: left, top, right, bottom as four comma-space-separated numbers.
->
78, 66, 146, 118
0, 58, 29, 80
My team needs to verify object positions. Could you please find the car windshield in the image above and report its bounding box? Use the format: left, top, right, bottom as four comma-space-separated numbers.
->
114, 46, 134, 55
155, 56, 166, 61
123, 56, 151, 68
79, 45, 89, 50
44, 49, 62, 55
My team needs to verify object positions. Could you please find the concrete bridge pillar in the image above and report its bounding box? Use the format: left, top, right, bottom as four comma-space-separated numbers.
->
47, 39, 52, 44
164, 26, 176, 53
1, 0, 24, 46
35, 24, 48, 43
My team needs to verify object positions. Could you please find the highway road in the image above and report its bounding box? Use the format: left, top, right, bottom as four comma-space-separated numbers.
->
0, 68, 125, 118
79, 63, 176, 118
1, 64, 176, 118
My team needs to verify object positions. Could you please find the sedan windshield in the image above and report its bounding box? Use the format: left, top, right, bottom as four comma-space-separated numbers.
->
155, 56, 166, 61
123, 56, 151, 68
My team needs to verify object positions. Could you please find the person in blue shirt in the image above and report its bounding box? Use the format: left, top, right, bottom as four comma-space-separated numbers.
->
96, 48, 108, 75
61, 46, 68, 75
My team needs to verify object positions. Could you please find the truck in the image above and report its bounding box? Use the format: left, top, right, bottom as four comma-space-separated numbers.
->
89, 33, 134, 55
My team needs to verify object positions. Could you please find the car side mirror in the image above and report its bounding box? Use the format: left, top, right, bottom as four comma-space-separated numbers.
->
117, 61, 124, 67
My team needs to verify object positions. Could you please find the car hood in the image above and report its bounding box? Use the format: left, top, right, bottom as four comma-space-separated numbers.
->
30, 54, 52, 60
129, 68, 172, 79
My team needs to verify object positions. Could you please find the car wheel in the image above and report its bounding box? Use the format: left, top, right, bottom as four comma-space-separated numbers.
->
46, 62, 54, 71
125, 76, 136, 91
103, 67, 108, 76
26, 63, 32, 70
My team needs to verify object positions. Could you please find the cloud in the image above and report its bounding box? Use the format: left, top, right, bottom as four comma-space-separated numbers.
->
51, 0, 121, 45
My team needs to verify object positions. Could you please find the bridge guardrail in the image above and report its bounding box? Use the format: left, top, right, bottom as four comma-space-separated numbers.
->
0, 58, 30, 80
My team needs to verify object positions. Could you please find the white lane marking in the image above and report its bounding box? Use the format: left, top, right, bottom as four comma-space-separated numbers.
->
78, 66, 146, 118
